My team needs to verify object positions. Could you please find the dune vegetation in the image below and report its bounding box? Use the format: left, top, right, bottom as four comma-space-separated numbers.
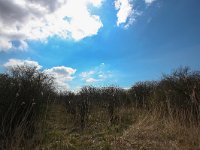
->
0, 65, 200, 149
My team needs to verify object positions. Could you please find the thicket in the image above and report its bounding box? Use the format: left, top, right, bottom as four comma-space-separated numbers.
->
0, 65, 56, 149
63, 67, 200, 128
0, 66, 199, 148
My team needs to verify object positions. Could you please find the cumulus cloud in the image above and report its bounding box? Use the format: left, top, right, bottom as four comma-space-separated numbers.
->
3, 58, 76, 91
0, 0, 103, 51
3, 58, 42, 69
114, 0, 157, 28
44, 66, 76, 90
114, 0, 134, 27
80, 63, 112, 83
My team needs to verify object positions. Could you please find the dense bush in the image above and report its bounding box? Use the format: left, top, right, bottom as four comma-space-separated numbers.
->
157, 67, 200, 123
63, 86, 128, 128
62, 67, 200, 128
128, 81, 158, 108
128, 67, 200, 123
0, 65, 55, 146
1, 65, 199, 144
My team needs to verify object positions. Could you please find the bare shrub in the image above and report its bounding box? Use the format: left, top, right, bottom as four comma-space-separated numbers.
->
0, 65, 55, 149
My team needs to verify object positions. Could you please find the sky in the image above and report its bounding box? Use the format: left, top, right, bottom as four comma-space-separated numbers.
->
0, 0, 200, 91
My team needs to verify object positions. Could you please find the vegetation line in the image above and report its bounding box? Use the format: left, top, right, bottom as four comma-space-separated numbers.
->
0, 66, 200, 149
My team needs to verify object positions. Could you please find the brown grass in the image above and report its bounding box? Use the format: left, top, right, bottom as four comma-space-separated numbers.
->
23, 103, 200, 150
113, 110, 200, 150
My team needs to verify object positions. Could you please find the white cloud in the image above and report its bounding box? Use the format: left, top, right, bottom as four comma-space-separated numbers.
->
89, 0, 104, 7
144, 0, 156, 5
18, 40, 28, 50
114, 0, 134, 27
0, 38, 12, 51
80, 70, 95, 78
3, 59, 76, 91
114, 0, 157, 28
86, 78, 98, 83
80, 63, 112, 83
3, 58, 42, 70
44, 66, 76, 90
0, 0, 103, 51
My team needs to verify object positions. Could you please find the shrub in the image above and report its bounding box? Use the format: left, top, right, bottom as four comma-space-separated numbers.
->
0, 65, 55, 147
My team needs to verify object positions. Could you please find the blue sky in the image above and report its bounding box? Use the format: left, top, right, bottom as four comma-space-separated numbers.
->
0, 0, 200, 91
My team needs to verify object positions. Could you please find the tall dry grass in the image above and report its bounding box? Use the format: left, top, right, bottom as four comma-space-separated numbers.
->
0, 66, 199, 149
0, 65, 56, 149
